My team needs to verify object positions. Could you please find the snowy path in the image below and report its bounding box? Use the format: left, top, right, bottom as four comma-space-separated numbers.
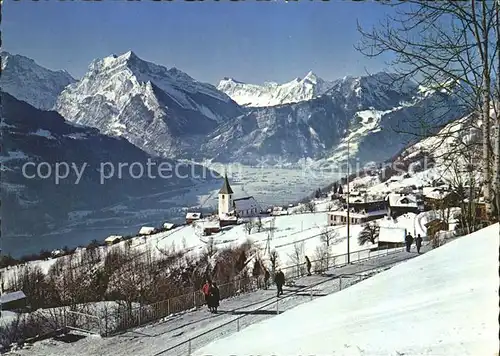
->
7, 245, 430, 356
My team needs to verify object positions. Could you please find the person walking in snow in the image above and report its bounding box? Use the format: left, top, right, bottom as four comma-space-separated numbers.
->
415, 234, 423, 254
202, 279, 211, 310
274, 269, 285, 297
209, 282, 220, 313
305, 255, 312, 276
405, 232, 414, 252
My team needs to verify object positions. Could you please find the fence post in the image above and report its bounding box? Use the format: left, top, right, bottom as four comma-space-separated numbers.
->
167, 298, 170, 316
193, 291, 196, 308
339, 276, 342, 291
310, 289, 313, 301
237, 317, 240, 332
276, 298, 279, 315
188, 339, 192, 356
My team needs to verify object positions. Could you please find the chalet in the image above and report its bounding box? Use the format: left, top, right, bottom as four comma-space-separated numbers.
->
423, 187, 460, 210
386, 193, 422, 218
217, 174, 261, 218
378, 226, 407, 249
50, 249, 64, 258
162, 222, 175, 230
272, 206, 289, 216
104, 235, 123, 245
186, 212, 202, 225
219, 215, 238, 227
327, 208, 386, 226
1, 291, 27, 312
425, 219, 448, 240
138, 226, 155, 235
345, 196, 387, 214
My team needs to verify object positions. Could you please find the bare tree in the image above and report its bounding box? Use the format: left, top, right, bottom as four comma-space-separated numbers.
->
287, 241, 305, 278
269, 249, 278, 275
305, 201, 316, 213
206, 236, 217, 258
358, 222, 380, 246
357, 1, 499, 217
244, 220, 254, 235
319, 227, 340, 269
254, 216, 263, 232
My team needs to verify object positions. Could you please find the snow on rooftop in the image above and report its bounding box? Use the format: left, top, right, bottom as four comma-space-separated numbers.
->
378, 225, 407, 243
386, 193, 418, 208
104, 235, 123, 243
233, 196, 260, 212
195, 223, 499, 356
186, 212, 202, 219
0, 290, 26, 304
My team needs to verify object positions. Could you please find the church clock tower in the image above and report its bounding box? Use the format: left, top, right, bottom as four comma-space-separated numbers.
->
218, 173, 234, 217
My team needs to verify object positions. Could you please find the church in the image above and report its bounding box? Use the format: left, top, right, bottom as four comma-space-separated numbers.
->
218, 174, 261, 219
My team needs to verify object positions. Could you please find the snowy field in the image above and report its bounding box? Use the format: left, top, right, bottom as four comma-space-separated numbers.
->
6, 165, 340, 257
4, 241, 433, 356
195, 223, 499, 356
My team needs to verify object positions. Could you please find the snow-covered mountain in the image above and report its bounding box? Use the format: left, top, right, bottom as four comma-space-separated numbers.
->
8, 51, 467, 167
0, 51, 76, 110
1, 92, 218, 255
217, 71, 335, 107
202, 73, 466, 165
55, 51, 243, 157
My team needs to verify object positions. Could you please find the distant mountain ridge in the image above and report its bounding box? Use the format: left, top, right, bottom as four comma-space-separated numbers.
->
0, 51, 76, 110
217, 71, 336, 107
3, 51, 468, 167
54, 51, 243, 157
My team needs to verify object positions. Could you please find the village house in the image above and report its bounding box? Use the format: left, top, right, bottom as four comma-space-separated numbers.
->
162, 222, 175, 230
386, 193, 423, 218
378, 226, 407, 249
104, 235, 123, 246
327, 208, 386, 226
218, 174, 261, 219
186, 212, 202, 225
345, 195, 387, 213
328, 195, 387, 226
423, 186, 460, 210
138, 226, 155, 235
425, 219, 448, 240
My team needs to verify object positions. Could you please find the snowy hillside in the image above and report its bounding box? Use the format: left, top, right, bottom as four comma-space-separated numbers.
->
55, 51, 242, 157
217, 71, 335, 107
195, 223, 499, 356
0, 52, 75, 110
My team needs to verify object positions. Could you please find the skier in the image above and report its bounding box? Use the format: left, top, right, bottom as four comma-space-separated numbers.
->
202, 279, 211, 310
415, 234, 423, 254
210, 282, 220, 313
305, 255, 312, 276
405, 232, 414, 252
274, 268, 285, 297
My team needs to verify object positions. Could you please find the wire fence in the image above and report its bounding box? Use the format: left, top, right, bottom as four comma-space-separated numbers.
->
65, 243, 407, 336
151, 262, 403, 356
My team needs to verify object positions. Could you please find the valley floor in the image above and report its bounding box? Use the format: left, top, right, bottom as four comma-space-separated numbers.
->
6, 244, 431, 356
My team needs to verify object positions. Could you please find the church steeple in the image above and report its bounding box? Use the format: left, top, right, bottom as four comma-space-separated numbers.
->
219, 172, 234, 194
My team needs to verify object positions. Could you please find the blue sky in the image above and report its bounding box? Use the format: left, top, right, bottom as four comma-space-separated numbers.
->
3, 1, 396, 85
